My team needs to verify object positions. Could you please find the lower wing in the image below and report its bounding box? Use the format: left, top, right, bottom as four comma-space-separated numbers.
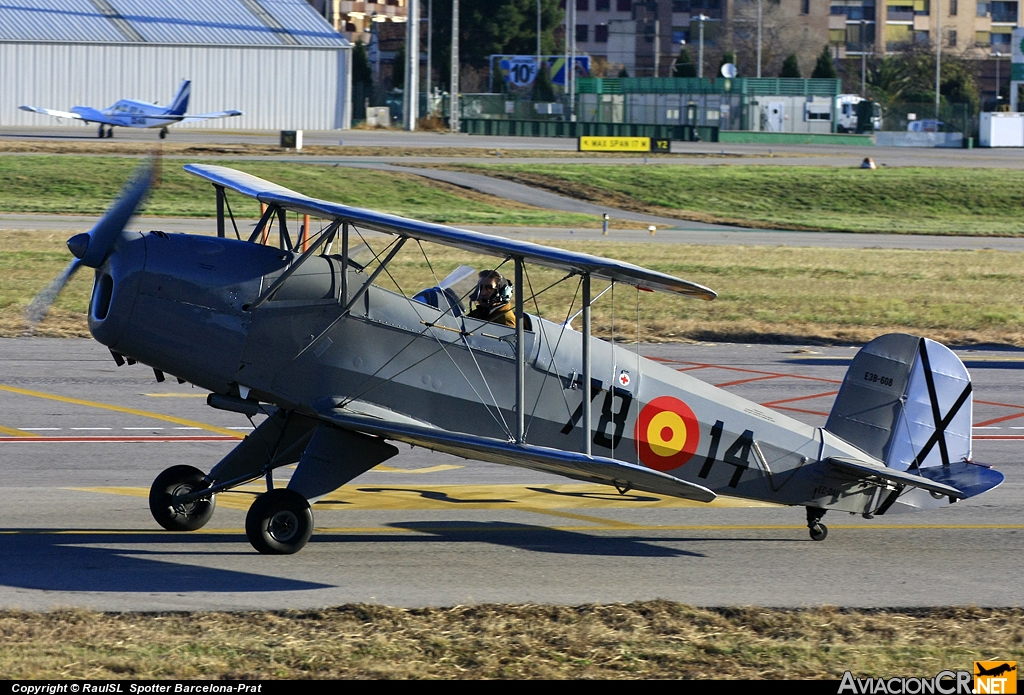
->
317, 405, 717, 503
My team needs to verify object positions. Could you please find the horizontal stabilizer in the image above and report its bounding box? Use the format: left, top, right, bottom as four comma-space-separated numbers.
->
184, 164, 717, 300
828, 456, 963, 498
318, 408, 717, 503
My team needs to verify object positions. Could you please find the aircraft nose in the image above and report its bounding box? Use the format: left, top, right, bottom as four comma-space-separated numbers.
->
67, 233, 90, 260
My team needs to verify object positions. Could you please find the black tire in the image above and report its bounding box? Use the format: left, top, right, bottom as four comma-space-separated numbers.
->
245, 488, 313, 555
97, 125, 105, 138
107, 128, 114, 138
149, 465, 215, 531
809, 523, 828, 541
159, 128, 167, 140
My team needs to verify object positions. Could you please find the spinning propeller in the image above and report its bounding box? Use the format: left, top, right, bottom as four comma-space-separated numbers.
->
24, 159, 156, 333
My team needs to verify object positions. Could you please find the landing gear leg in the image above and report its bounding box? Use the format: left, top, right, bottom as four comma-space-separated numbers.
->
806, 506, 828, 541
159, 127, 168, 139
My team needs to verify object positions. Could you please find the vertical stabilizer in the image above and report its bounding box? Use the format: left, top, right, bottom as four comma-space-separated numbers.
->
824, 334, 999, 513
167, 80, 191, 115
825, 333, 972, 471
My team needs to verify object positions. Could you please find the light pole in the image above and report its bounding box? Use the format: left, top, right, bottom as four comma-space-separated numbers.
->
860, 18, 866, 96
403, 0, 419, 131
756, 0, 762, 78
426, 0, 432, 114
995, 51, 1003, 106
449, 0, 459, 132
697, 14, 707, 79
934, 0, 941, 121
537, 0, 542, 67
569, 0, 576, 120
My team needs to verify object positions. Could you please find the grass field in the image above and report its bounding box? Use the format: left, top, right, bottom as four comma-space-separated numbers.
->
6, 232, 1024, 345
1, 604, 1020, 679
0, 156, 595, 227
440, 164, 1024, 236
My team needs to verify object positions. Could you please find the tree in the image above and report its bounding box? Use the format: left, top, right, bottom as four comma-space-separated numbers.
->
533, 62, 555, 101
428, 0, 564, 89
729, 0, 810, 78
353, 39, 373, 88
673, 47, 697, 77
618, 65, 629, 77
780, 54, 801, 78
866, 43, 979, 114
393, 43, 405, 90
811, 45, 837, 79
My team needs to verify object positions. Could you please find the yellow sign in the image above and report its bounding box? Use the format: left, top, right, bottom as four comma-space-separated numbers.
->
975, 662, 1018, 694
579, 136, 651, 152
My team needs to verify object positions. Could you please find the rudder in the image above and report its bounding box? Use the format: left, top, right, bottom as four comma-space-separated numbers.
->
825, 333, 971, 471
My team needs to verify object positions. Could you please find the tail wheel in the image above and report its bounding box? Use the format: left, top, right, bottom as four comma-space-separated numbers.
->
245, 488, 313, 555
809, 523, 828, 541
149, 464, 215, 531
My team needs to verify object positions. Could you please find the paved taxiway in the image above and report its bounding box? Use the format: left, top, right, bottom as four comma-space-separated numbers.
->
0, 338, 1020, 611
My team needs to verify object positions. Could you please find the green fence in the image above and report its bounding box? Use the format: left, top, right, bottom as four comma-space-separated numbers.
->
460, 119, 719, 141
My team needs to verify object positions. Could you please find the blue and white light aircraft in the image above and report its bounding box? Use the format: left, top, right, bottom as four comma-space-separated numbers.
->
20, 80, 242, 139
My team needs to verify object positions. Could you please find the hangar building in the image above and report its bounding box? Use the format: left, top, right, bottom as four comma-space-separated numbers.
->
0, 0, 352, 130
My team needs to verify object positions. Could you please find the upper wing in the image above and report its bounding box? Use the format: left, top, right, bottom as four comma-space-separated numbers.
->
20, 105, 86, 121
179, 110, 243, 124
184, 163, 717, 300
318, 406, 717, 503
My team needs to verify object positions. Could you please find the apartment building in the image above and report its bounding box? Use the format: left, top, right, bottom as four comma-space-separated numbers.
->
308, 0, 408, 41
829, 0, 1018, 57
574, 0, 1016, 76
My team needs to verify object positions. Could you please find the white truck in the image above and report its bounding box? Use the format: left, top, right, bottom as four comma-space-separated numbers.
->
835, 94, 883, 133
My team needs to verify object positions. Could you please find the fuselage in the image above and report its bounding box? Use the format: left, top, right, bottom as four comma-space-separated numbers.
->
91, 230, 885, 513
73, 99, 181, 129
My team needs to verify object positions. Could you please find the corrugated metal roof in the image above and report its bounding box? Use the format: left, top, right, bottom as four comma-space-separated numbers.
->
0, 0, 348, 46
0, 0, 127, 42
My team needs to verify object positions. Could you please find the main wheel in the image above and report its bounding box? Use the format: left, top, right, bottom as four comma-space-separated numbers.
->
97, 124, 105, 138
106, 127, 114, 138
245, 488, 313, 555
159, 128, 168, 140
809, 522, 828, 541
149, 464, 215, 531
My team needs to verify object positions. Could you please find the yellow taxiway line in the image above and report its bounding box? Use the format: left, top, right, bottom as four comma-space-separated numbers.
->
0, 384, 243, 438
2, 523, 1024, 536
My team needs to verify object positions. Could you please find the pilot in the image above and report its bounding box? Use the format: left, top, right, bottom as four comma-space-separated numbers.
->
468, 270, 515, 327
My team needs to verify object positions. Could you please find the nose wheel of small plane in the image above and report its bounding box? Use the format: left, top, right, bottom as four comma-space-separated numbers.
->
245, 488, 313, 555
149, 464, 216, 531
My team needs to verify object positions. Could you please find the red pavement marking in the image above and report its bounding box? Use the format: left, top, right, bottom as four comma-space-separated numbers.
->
714, 374, 786, 388
0, 436, 238, 443
761, 391, 840, 407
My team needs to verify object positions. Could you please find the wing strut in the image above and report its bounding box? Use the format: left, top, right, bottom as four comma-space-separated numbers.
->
515, 257, 525, 443
249, 219, 342, 311
582, 273, 592, 457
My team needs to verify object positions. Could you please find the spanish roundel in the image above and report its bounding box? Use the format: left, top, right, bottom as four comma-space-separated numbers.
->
635, 396, 701, 472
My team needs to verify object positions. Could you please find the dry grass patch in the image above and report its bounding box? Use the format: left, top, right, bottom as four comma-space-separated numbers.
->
6, 233, 1024, 344
0, 603, 1021, 679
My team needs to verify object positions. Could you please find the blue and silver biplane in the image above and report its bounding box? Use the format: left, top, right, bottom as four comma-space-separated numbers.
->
28, 161, 1005, 553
